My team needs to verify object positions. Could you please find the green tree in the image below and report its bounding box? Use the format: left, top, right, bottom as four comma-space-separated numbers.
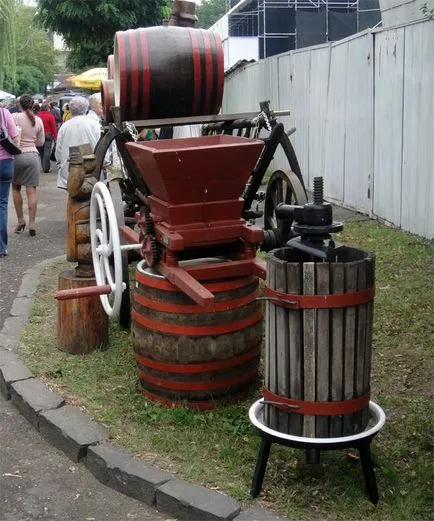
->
3, 3, 57, 95
36, 0, 170, 70
5, 65, 45, 95
197, 0, 227, 29
0, 0, 16, 89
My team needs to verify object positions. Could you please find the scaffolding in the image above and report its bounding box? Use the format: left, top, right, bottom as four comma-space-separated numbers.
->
224, 0, 381, 58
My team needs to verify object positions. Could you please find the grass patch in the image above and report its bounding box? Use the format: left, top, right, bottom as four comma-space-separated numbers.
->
18, 221, 433, 521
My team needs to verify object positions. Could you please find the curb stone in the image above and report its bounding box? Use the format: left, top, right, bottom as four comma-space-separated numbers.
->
1, 256, 291, 521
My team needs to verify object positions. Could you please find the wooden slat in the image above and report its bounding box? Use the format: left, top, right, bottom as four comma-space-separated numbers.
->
316, 262, 330, 437
287, 261, 303, 436
363, 256, 375, 428
265, 259, 277, 429
354, 259, 367, 432
343, 261, 358, 435
329, 262, 345, 437
303, 262, 316, 437
275, 258, 289, 433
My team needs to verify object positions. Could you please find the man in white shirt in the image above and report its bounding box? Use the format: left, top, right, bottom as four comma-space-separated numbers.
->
55, 96, 101, 189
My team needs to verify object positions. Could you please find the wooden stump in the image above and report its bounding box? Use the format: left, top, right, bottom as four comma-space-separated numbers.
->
264, 247, 375, 437
57, 270, 108, 354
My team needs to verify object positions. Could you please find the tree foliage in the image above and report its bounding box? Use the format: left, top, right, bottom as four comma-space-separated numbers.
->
0, 0, 16, 89
197, 0, 227, 29
36, 0, 170, 70
3, 3, 57, 95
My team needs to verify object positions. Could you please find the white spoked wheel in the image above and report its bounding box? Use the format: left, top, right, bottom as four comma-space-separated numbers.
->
90, 181, 125, 317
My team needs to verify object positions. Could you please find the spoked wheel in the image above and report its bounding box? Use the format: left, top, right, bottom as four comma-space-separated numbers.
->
90, 182, 126, 318
264, 169, 308, 243
108, 177, 131, 328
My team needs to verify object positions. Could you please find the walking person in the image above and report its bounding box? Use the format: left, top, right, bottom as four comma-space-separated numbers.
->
37, 103, 58, 173
11, 94, 45, 237
56, 96, 101, 190
0, 106, 20, 257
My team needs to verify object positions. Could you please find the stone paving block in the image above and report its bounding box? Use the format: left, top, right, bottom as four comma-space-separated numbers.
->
1, 315, 29, 343
0, 349, 22, 366
10, 296, 34, 318
17, 272, 39, 298
0, 359, 33, 399
0, 332, 17, 350
87, 442, 172, 505
10, 378, 64, 429
234, 507, 291, 521
39, 405, 109, 462
156, 479, 240, 521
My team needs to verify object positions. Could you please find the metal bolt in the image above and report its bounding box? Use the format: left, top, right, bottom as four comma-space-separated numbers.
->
313, 177, 324, 205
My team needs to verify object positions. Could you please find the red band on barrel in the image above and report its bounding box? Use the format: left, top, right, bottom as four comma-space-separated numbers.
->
262, 388, 371, 416
201, 29, 213, 114
137, 365, 257, 392
189, 28, 202, 114
140, 388, 217, 410
263, 285, 375, 309
132, 308, 263, 336
134, 287, 258, 314
134, 344, 261, 374
129, 30, 139, 121
136, 271, 256, 293
213, 31, 224, 113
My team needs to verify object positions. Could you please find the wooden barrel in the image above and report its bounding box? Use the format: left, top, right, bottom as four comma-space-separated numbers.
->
101, 79, 115, 123
131, 261, 263, 409
107, 54, 115, 80
114, 26, 224, 121
264, 247, 375, 438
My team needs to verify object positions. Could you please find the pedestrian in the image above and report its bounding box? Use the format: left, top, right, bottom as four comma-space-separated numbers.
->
87, 93, 103, 123
50, 101, 62, 128
55, 96, 101, 190
8, 98, 20, 114
0, 106, 20, 257
62, 103, 72, 122
11, 94, 45, 237
37, 102, 58, 173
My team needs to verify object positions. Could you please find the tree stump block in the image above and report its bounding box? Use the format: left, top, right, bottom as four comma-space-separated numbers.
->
57, 270, 108, 354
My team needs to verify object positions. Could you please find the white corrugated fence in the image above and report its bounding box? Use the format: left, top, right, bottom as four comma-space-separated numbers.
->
222, 18, 434, 239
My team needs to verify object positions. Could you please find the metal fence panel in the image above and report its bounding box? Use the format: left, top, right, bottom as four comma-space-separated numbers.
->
324, 41, 348, 202
400, 21, 434, 238
373, 27, 405, 226
343, 34, 374, 213
308, 45, 331, 188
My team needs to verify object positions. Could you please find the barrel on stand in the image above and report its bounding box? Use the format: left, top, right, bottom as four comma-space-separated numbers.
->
114, 26, 224, 121
264, 247, 375, 438
131, 261, 263, 409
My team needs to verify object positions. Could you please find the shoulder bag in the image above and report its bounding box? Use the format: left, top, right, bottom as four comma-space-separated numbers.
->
0, 108, 21, 155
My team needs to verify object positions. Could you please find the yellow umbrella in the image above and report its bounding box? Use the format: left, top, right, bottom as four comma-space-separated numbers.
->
72, 68, 108, 90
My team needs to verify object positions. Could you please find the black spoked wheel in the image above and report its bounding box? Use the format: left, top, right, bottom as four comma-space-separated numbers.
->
278, 131, 306, 192
109, 177, 131, 329
264, 169, 308, 243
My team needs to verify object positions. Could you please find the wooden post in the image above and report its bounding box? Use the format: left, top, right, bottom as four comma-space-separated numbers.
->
57, 270, 108, 354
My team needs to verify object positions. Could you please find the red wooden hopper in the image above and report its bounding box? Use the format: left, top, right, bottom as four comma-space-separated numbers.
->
124, 135, 266, 306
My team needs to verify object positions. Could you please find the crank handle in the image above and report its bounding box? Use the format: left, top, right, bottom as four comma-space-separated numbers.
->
55, 284, 112, 301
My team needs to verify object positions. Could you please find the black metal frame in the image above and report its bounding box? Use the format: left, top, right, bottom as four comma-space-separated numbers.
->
251, 428, 380, 505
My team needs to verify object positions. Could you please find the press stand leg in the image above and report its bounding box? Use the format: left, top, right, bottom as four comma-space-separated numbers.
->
250, 438, 272, 498
358, 441, 379, 504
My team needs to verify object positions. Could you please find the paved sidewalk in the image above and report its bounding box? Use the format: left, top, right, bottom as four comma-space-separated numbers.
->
0, 169, 166, 521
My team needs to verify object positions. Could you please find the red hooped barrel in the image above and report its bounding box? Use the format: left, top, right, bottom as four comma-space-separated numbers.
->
101, 79, 115, 123
114, 26, 224, 122
107, 54, 115, 80
131, 261, 263, 410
